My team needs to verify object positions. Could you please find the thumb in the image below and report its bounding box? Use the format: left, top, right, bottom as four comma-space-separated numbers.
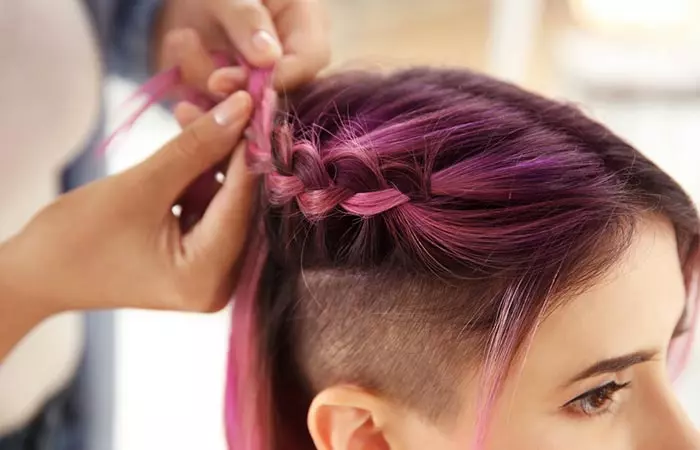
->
136, 91, 253, 203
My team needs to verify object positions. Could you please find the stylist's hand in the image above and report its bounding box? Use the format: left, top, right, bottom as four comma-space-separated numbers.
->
154, 0, 330, 98
0, 91, 254, 322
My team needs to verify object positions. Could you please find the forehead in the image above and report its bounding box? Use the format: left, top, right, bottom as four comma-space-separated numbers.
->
524, 218, 686, 378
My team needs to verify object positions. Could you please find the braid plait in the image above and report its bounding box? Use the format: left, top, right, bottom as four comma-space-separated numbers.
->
244, 68, 412, 221
264, 125, 410, 219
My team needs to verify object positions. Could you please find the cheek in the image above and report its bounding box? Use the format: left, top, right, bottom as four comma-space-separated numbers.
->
486, 411, 635, 450
480, 377, 635, 450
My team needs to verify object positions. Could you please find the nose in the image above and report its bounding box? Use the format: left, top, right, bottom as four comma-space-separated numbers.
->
640, 387, 700, 450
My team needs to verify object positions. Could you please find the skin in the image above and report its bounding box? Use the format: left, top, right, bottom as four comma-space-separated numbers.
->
308, 218, 700, 449
154, 0, 331, 97
0, 0, 330, 433
0, 0, 331, 362
0, 92, 255, 361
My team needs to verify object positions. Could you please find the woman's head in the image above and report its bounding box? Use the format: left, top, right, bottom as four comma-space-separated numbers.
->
223, 67, 700, 450
282, 220, 693, 450
130, 65, 699, 449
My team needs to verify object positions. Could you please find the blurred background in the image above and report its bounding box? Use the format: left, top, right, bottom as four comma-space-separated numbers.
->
10, 0, 700, 449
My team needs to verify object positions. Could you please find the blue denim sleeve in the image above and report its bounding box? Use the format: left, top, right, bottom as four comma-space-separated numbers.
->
83, 0, 164, 82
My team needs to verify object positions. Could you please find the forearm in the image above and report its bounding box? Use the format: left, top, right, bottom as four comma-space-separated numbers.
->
0, 298, 42, 362
0, 239, 55, 361
0, 248, 44, 361
83, 0, 164, 82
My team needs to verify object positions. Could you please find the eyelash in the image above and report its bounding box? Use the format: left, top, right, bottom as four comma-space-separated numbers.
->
565, 381, 631, 417
672, 323, 690, 340
672, 304, 690, 340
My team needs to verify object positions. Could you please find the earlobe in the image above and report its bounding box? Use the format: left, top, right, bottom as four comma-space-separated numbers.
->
308, 386, 392, 450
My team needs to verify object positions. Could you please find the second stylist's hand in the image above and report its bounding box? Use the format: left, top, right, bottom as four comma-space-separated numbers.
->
154, 0, 330, 97
0, 91, 254, 320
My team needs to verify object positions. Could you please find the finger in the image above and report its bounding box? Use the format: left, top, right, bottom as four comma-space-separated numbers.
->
135, 91, 253, 203
266, 0, 331, 90
173, 101, 206, 128
274, 52, 329, 91
180, 89, 219, 111
183, 140, 257, 275
208, 66, 248, 97
163, 29, 218, 93
215, 0, 282, 68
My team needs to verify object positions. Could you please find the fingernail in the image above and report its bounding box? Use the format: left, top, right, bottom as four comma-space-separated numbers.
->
213, 92, 250, 126
251, 30, 283, 59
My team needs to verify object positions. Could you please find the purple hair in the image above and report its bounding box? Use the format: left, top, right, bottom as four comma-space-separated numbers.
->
116, 64, 700, 450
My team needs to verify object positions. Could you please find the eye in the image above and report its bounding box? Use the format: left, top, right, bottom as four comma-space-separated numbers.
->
565, 381, 631, 417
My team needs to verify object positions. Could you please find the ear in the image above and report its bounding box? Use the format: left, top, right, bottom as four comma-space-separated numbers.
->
308, 385, 393, 450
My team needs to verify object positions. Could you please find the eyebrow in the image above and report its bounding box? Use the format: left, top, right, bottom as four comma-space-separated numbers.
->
565, 295, 688, 386
567, 350, 658, 384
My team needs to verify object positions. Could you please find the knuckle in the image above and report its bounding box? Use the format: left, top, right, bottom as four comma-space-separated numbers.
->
163, 30, 182, 51
178, 28, 199, 44
165, 278, 198, 311
173, 279, 227, 314
201, 297, 228, 314
231, 1, 267, 22
314, 45, 332, 69
173, 125, 208, 160
165, 28, 197, 55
